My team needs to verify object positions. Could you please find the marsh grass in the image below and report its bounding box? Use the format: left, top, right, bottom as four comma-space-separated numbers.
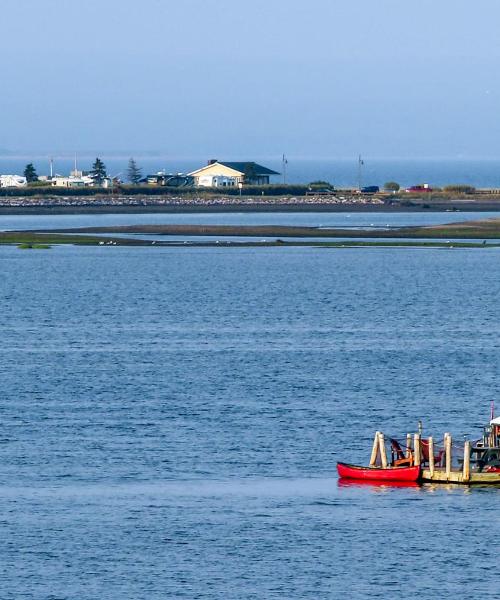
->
17, 243, 52, 250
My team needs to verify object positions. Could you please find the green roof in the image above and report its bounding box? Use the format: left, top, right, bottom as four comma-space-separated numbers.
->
219, 162, 280, 176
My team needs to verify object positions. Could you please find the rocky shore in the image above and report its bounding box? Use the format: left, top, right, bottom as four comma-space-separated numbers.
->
1, 192, 500, 214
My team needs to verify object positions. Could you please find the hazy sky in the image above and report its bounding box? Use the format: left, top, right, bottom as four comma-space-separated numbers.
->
2, 0, 500, 158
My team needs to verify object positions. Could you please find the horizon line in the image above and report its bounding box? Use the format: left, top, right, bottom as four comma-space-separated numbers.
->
4, 154, 500, 162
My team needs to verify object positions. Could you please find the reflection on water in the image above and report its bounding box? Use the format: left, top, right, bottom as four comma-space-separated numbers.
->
337, 478, 422, 491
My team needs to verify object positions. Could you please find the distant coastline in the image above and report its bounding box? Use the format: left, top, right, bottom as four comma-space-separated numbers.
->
4, 156, 500, 189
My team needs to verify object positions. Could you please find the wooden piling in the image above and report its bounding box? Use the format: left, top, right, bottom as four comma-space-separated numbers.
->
428, 436, 434, 477
463, 440, 471, 482
413, 433, 421, 466
445, 433, 452, 480
369, 431, 380, 466
378, 432, 388, 468
406, 433, 412, 458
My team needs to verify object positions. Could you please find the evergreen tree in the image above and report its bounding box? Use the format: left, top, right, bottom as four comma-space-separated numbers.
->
24, 163, 38, 183
127, 157, 142, 184
243, 162, 257, 184
91, 157, 107, 185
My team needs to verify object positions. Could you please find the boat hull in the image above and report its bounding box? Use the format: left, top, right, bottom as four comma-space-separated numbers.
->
337, 462, 421, 482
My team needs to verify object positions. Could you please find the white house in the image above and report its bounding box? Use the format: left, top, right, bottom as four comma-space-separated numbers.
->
189, 160, 279, 187
0, 175, 27, 188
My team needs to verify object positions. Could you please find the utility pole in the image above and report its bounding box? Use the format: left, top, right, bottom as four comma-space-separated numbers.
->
282, 154, 288, 185
358, 154, 364, 191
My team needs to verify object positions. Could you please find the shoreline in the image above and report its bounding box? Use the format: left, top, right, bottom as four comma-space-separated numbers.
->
2, 199, 500, 215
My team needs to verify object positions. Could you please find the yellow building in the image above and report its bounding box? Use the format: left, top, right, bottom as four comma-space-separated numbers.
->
189, 160, 279, 187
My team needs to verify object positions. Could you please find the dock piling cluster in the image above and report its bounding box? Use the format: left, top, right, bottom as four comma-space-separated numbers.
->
370, 424, 500, 485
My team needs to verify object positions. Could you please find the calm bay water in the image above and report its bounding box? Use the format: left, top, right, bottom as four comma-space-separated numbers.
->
0, 209, 498, 232
1, 212, 499, 598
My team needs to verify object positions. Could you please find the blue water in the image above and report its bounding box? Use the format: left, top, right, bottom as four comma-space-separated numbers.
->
0, 209, 497, 232
3, 156, 500, 187
1, 218, 499, 597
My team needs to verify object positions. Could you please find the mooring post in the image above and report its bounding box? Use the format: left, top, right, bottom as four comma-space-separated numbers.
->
406, 433, 412, 459
370, 431, 380, 466
413, 433, 421, 466
463, 440, 471, 483
445, 433, 452, 480
378, 432, 388, 468
428, 436, 435, 477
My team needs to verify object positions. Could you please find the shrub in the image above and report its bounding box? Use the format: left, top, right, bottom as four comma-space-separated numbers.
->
28, 181, 52, 187
309, 180, 332, 187
0, 183, 312, 198
443, 185, 476, 194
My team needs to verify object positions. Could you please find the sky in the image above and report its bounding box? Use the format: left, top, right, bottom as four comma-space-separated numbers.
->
1, 0, 500, 158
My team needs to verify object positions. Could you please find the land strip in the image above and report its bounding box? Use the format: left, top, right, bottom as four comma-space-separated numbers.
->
0, 232, 149, 246
4, 217, 500, 248
38, 218, 500, 239
0, 231, 497, 249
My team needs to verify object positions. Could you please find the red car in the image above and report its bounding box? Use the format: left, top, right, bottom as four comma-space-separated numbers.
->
406, 185, 433, 193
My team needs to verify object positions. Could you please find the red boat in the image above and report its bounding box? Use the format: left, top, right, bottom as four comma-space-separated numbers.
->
337, 462, 421, 482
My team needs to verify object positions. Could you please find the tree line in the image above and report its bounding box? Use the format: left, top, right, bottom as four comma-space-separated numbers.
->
21, 158, 143, 184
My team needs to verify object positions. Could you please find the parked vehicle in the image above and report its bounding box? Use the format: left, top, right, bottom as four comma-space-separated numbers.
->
406, 184, 432, 193
360, 185, 379, 194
